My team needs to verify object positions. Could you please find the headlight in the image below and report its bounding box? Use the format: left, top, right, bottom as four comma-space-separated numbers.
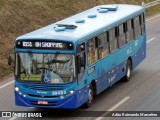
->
18, 91, 22, 95
70, 90, 74, 94
70, 88, 75, 94
23, 94, 27, 97
15, 87, 19, 92
60, 96, 64, 99
66, 94, 69, 97
15, 87, 27, 97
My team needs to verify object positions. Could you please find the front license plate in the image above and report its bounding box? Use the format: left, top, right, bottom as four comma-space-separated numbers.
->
38, 100, 48, 105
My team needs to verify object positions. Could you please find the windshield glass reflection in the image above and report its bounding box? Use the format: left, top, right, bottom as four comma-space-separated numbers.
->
15, 53, 76, 84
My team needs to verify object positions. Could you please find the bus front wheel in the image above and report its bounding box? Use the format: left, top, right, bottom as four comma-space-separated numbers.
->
84, 84, 93, 108
123, 60, 132, 82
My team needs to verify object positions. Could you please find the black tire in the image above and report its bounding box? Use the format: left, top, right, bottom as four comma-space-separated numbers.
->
123, 60, 132, 82
84, 84, 93, 108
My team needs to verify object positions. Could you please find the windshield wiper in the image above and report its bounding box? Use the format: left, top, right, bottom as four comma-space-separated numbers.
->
48, 58, 70, 64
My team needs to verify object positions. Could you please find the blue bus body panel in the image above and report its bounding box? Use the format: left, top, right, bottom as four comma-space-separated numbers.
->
80, 34, 146, 94
14, 4, 146, 109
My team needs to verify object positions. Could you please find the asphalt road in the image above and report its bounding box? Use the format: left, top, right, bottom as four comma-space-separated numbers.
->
0, 14, 160, 120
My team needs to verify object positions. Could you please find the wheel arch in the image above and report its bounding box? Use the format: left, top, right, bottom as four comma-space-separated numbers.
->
128, 57, 132, 70
91, 80, 97, 95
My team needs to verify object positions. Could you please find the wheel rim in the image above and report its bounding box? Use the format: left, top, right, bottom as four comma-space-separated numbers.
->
88, 88, 93, 103
127, 64, 131, 78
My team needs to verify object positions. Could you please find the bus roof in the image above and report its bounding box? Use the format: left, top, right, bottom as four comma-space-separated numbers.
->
16, 4, 144, 43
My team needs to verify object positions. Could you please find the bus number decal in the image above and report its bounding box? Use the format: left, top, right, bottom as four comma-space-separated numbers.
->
52, 91, 67, 95
109, 74, 116, 83
127, 47, 132, 55
135, 40, 138, 46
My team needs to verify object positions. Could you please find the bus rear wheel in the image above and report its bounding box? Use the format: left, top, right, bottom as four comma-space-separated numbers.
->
123, 60, 132, 82
84, 84, 93, 108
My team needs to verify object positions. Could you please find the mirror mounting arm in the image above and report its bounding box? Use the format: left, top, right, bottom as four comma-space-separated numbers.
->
8, 48, 14, 65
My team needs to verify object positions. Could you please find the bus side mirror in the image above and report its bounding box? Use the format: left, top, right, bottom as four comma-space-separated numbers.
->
8, 55, 12, 65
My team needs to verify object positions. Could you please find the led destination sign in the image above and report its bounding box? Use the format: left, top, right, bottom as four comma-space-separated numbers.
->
16, 40, 74, 50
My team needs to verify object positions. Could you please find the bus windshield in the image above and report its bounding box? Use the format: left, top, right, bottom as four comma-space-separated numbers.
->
15, 53, 76, 84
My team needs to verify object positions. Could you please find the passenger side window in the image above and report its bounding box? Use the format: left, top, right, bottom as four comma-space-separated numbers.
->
140, 13, 145, 35
77, 43, 86, 82
134, 16, 141, 39
118, 23, 126, 47
109, 28, 118, 53
77, 42, 85, 53
88, 38, 98, 65
126, 20, 134, 42
97, 32, 109, 59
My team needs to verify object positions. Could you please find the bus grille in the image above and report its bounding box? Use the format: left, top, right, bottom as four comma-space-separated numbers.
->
27, 94, 59, 98
21, 83, 66, 91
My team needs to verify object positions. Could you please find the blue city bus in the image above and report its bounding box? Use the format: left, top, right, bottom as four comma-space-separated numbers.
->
12, 4, 146, 109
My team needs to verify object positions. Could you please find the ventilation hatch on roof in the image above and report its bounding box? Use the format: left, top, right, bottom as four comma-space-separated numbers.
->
56, 24, 77, 29
75, 19, 85, 23
99, 5, 118, 11
88, 14, 97, 18
98, 8, 108, 13
54, 24, 77, 32
54, 27, 66, 32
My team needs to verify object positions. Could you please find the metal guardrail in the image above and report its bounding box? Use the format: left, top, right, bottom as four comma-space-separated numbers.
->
142, 0, 160, 8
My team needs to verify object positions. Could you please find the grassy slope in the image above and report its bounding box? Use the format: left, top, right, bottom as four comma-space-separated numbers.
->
0, 0, 154, 80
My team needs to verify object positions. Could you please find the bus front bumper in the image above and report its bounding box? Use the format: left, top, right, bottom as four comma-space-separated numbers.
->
15, 85, 89, 109
15, 91, 78, 109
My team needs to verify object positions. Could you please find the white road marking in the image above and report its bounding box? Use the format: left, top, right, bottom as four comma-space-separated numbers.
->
146, 14, 160, 22
0, 80, 14, 89
108, 96, 130, 111
147, 37, 155, 43
95, 96, 130, 120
